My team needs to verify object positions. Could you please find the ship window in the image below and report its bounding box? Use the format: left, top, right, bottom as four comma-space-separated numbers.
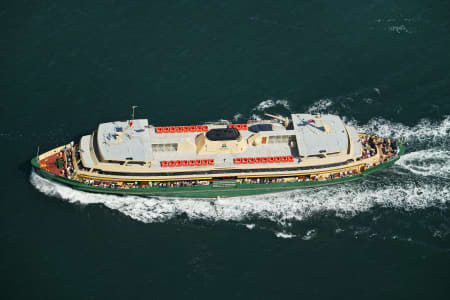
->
267, 135, 295, 144
308, 154, 326, 158
327, 152, 340, 156
93, 169, 103, 174
152, 143, 178, 152
92, 131, 101, 161
127, 161, 146, 166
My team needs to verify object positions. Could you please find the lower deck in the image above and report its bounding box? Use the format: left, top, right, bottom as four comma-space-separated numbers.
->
32, 142, 404, 197
32, 149, 403, 198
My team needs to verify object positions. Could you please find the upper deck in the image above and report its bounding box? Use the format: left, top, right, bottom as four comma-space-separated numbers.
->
78, 114, 362, 174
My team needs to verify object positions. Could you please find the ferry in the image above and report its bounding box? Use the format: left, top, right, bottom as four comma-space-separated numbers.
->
31, 108, 405, 198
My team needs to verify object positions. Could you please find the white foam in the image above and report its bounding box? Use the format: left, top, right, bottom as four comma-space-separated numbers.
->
306, 99, 334, 114
232, 113, 243, 122
245, 224, 255, 230
249, 114, 262, 120
352, 116, 450, 142
302, 229, 317, 240
389, 24, 409, 34
243, 98, 325, 121
398, 149, 450, 178
275, 232, 296, 239
274, 99, 291, 110
254, 99, 275, 111
253, 99, 291, 111
217, 118, 230, 124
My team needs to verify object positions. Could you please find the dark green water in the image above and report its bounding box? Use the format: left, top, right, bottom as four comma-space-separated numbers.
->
1, 1, 450, 299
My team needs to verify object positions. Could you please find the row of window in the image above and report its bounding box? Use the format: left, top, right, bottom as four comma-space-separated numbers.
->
152, 143, 178, 152
267, 135, 295, 144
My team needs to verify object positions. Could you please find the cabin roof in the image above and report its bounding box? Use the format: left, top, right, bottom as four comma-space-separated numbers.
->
291, 114, 348, 156
97, 119, 153, 162
80, 114, 361, 170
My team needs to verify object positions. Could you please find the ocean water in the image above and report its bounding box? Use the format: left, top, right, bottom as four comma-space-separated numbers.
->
1, 1, 450, 299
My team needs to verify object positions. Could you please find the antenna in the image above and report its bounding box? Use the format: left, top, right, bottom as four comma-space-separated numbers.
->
317, 99, 322, 117
131, 105, 138, 120
314, 99, 331, 134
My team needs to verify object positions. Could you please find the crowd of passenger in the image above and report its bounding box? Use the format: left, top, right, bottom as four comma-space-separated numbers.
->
63, 142, 75, 179
79, 167, 367, 190
361, 135, 378, 159
360, 135, 400, 161
82, 179, 210, 189
381, 138, 399, 155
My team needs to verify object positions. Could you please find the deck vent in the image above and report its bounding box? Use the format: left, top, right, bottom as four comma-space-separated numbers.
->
206, 128, 240, 141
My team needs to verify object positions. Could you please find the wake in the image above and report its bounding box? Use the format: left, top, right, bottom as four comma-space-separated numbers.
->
30, 171, 449, 224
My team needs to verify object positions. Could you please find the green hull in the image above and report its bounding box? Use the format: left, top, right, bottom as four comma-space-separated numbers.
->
31, 145, 405, 198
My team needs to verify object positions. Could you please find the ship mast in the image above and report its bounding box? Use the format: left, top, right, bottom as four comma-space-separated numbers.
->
317, 99, 322, 118
315, 99, 330, 134
131, 105, 138, 120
